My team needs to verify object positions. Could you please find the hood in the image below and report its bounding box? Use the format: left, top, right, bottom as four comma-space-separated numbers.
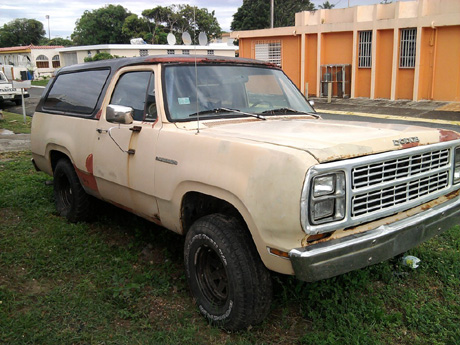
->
202, 118, 460, 163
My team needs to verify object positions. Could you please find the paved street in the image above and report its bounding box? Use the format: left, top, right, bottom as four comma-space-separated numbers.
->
0, 86, 44, 116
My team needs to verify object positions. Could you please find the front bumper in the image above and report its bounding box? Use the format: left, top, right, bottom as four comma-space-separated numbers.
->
289, 195, 460, 282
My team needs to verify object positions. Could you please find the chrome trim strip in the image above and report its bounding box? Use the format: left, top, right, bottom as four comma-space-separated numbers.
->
155, 157, 178, 165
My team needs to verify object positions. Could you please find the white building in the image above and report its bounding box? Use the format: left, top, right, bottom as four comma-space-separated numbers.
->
0, 45, 63, 79
58, 43, 238, 67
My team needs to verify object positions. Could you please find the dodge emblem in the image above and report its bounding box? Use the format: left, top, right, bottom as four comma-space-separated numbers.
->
393, 137, 419, 146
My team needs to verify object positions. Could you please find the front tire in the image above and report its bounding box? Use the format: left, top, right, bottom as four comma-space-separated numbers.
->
184, 214, 272, 331
53, 159, 92, 222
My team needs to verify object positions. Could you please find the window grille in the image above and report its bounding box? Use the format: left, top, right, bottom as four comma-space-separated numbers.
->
139, 49, 148, 57
255, 41, 282, 66
207, 50, 214, 55
167, 49, 175, 55
182, 49, 190, 55
36, 54, 49, 69
52, 55, 60, 68
400, 28, 416, 68
358, 31, 372, 68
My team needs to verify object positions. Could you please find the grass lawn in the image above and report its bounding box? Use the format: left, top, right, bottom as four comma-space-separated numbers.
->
0, 152, 459, 344
0, 111, 31, 134
31, 80, 50, 87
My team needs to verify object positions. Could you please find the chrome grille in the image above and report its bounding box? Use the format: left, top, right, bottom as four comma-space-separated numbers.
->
352, 149, 450, 189
352, 171, 449, 216
302, 140, 460, 235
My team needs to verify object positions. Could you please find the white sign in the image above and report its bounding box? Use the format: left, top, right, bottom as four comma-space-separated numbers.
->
12, 80, 32, 88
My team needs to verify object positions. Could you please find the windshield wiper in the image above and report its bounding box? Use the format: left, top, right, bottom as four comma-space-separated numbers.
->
189, 107, 266, 120
260, 107, 320, 118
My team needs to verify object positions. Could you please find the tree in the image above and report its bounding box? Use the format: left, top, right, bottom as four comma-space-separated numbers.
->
142, 6, 175, 44
231, 0, 315, 31
176, 5, 222, 43
39, 37, 74, 47
122, 14, 150, 42
71, 5, 131, 45
319, 1, 335, 9
142, 5, 222, 44
0, 18, 45, 47
84, 52, 121, 62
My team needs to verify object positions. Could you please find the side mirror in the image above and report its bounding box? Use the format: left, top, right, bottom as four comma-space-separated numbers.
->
309, 100, 315, 107
106, 104, 134, 124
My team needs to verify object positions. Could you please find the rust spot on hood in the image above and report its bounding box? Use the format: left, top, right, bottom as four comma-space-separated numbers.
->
439, 129, 460, 142
401, 142, 419, 149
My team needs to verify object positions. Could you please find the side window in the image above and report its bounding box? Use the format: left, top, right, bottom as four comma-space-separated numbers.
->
44, 69, 110, 115
110, 71, 155, 121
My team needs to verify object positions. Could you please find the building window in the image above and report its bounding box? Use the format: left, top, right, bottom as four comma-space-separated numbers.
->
255, 41, 282, 67
167, 49, 175, 55
207, 50, 214, 55
400, 28, 416, 68
358, 31, 372, 68
52, 55, 60, 68
36, 55, 49, 69
139, 49, 148, 57
182, 49, 190, 55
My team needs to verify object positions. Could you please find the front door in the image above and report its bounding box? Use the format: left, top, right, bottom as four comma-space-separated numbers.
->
93, 66, 161, 221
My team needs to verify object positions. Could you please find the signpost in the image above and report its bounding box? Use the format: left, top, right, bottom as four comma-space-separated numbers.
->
12, 80, 31, 124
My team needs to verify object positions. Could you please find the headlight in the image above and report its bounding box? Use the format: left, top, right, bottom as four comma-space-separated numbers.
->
310, 172, 346, 224
454, 147, 460, 184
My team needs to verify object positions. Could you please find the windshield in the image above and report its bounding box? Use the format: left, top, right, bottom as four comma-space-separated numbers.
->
164, 64, 314, 121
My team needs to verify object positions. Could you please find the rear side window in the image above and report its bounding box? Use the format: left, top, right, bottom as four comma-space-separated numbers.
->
44, 69, 110, 115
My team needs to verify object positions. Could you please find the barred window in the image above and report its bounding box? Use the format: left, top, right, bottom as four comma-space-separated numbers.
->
400, 28, 416, 68
139, 49, 148, 57
52, 55, 60, 68
167, 49, 175, 55
182, 49, 190, 55
358, 31, 372, 68
207, 50, 214, 55
36, 55, 49, 69
255, 41, 281, 67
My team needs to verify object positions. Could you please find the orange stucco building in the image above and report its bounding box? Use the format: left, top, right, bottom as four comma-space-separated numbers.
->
231, 0, 460, 102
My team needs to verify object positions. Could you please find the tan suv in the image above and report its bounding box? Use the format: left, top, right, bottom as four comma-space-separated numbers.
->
31, 55, 460, 330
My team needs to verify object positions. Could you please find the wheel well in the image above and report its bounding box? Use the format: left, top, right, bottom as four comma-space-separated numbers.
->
50, 151, 70, 172
181, 192, 245, 233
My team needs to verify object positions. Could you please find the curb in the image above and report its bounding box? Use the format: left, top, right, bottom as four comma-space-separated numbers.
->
315, 108, 460, 127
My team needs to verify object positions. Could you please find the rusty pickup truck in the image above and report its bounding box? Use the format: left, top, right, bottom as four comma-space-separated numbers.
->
31, 55, 460, 330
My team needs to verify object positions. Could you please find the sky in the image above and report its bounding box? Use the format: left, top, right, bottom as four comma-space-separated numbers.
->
0, 0, 398, 40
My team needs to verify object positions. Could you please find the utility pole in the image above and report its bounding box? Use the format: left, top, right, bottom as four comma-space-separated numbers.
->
271, 0, 274, 28
46, 15, 50, 40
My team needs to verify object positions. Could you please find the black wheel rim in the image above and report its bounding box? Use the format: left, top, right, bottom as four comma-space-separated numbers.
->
57, 172, 72, 209
195, 245, 228, 307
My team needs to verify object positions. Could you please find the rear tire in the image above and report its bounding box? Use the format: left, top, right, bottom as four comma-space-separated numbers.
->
53, 159, 92, 222
184, 214, 272, 331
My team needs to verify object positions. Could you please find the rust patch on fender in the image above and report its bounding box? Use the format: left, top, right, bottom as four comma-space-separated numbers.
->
74, 154, 98, 193
86, 154, 94, 174
111, 201, 134, 213
439, 129, 460, 142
